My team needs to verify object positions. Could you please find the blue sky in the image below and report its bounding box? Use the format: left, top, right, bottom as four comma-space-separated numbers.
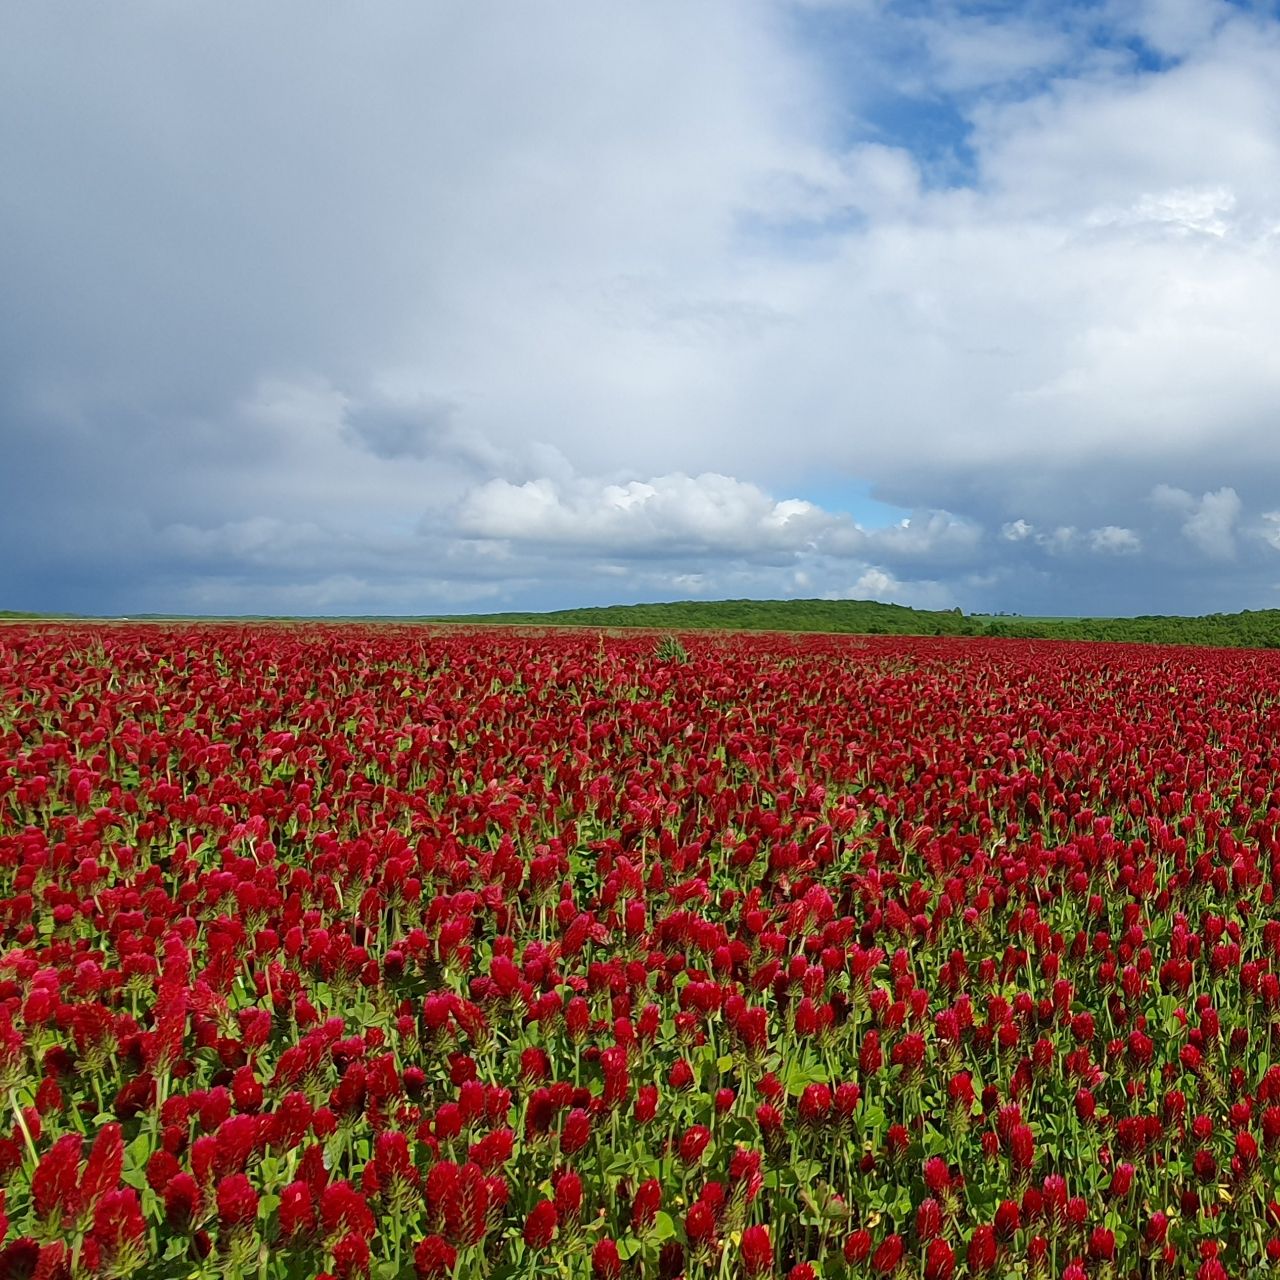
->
4, 0, 1280, 616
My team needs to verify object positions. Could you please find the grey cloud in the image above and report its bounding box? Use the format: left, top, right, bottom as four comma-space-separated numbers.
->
6, 1, 1280, 615
1183, 487, 1242, 559
343, 399, 458, 462
1150, 484, 1242, 559
1089, 525, 1142, 554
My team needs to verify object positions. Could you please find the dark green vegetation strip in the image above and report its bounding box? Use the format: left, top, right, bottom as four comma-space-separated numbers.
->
431, 598, 1280, 648
8, 598, 1280, 647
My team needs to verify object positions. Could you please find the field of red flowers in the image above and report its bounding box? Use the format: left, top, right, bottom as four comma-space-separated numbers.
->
3, 624, 1280, 1279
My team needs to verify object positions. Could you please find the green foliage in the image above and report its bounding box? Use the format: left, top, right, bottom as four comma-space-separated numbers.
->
979, 608, 1280, 648
13, 599, 1280, 650
432, 596, 984, 637
431, 599, 1280, 649
653, 633, 689, 663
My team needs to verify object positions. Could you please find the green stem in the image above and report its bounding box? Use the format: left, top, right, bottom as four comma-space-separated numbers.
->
10, 1089, 37, 1168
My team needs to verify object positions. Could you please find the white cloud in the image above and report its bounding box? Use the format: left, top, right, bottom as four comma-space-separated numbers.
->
869, 512, 983, 560
1151, 484, 1241, 559
455, 469, 987, 571
1089, 525, 1141, 554
1261, 511, 1280, 551
910, 11, 1074, 93
1086, 185, 1237, 237
1036, 526, 1079, 555
456, 472, 833, 555
1183, 486, 1242, 559
1001, 519, 1034, 542
1116, 0, 1235, 60
825, 569, 957, 611
1150, 483, 1198, 514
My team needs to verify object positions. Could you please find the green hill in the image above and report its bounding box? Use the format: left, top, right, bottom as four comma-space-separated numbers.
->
9, 599, 1280, 648
431, 597, 978, 636
434, 599, 1280, 648
977, 609, 1280, 648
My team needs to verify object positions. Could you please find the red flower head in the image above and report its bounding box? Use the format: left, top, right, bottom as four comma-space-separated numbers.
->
741, 1225, 773, 1277
600, 1047, 630, 1111
994, 1200, 1020, 1242
925, 1239, 955, 1280
1193, 1149, 1218, 1183
967, 1225, 997, 1275
554, 1172, 583, 1221
872, 1234, 904, 1276
1109, 1162, 1135, 1197
685, 1199, 717, 1245
413, 1236, 456, 1279
679, 1125, 712, 1165
91, 1188, 146, 1273
523, 1201, 557, 1250
164, 1173, 203, 1231
442, 1163, 491, 1248
892, 1032, 926, 1086
923, 1157, 951, 1196
1009, 1124, 1035, 1177
1263, 1107, 1280, 1153
32, 1134, 81, 1226
81, 1123, 124, 1222
592, 1238, 622, 1280
844, 1230, 872, 1265
1144, 1212, 1169, 1249
860, 1030, 883, 1076
332, 1232, 371, 1280
631, 1179, 662, 1232
565, 998, 590, 1043
216, 1173, 259, 1229
520, 1048, 549, 1085
320, 1180, 375, 1242
634, 1085, 658, 1125
799, 1083, 832, 1128
560, 1108, 591, 1156
884, 1124, 910, 1165
1088, 1228, 1116, 1263
916, 1198, 943, 1241
729, 1147, 764, 1205
278, 1181, 314, 1241
835, 1082, 862, 1126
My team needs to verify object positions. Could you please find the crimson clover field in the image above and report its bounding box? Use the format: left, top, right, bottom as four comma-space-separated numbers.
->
3, 624, 1280, 1280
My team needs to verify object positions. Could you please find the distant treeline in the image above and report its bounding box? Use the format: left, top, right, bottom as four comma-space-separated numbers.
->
979, 610, 1280, 648
432, 598, 1280, 648
431, 598, 978, 636
9, 600, 1280, 648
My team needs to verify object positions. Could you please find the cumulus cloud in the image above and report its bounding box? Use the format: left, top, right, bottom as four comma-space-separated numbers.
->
825, 569, 957, 612
453, 469, 985, 591
1184, 488, 1243, 559
1089, 525, 1142, 554
456, 472, 832, 556
1151, 485, 1242, 559
1261, 511, 1280, 551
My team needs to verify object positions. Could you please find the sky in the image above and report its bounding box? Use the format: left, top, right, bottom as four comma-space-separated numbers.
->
5, 0, 1280, 617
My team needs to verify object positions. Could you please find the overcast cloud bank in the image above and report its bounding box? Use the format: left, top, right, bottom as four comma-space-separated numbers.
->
4, 0, 1280, 615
